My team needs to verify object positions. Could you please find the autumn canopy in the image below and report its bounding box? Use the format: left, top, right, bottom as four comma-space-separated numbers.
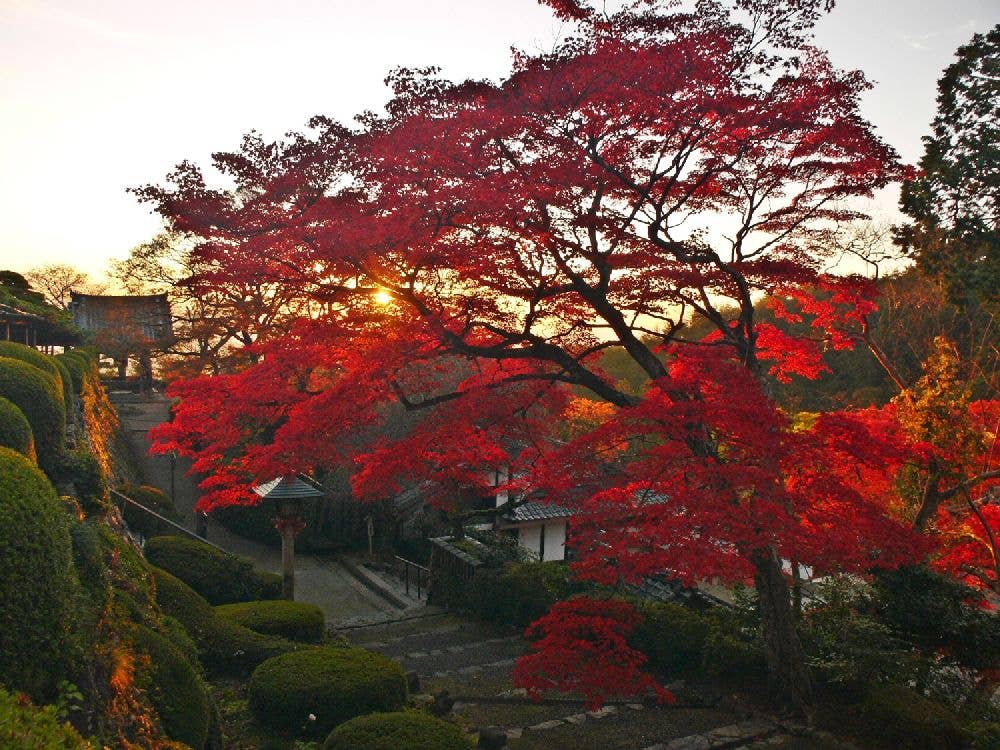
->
138, 0, 996, 713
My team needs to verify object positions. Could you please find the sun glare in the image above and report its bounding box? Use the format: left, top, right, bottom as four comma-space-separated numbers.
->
374, 289, 392, 305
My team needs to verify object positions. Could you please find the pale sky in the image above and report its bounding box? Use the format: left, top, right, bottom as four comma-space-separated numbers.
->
1, 0, 997, 280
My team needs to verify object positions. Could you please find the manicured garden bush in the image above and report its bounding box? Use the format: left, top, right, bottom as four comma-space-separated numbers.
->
323, 711, 473, 750
631, 601, 712, 677
0, 396, 34, 459
0, 341, 65, 407
54, 447, 106, 514
859, 684, 965, 750
248, 647, 407, 737
0, 447, 79, 701
0, 357, 65, 474
0, 686, 90, 749
120, 484, 181, 539
51, 357, 75, 411
145, 535, 280, 604
214, 600, 325, 643
130, 625, 211, 750
151, 567, 298, 676
55, 352, 86, 394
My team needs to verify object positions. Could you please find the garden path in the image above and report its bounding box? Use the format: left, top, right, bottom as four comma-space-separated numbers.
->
109, 390, 408, 626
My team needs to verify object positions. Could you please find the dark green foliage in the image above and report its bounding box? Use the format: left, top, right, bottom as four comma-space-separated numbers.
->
968, 721, 1000, 750
0, 342, 65, 408
897, 24, 999, 311
441, 560, 584, 628
54, 447, 106, 514
859, 684, 965, 750
51, 357, 74, 412
323, 711, 473, 750
0, 447, 79, 701
151, 567, 298, 676
55, 353, 86, 395
130, 624, 211, 750
145, 535, 280, 605
214, 600, 325, 643
248, 647, 407, 736
120, 484, 181, 540
873, 566, 1000, 670
0, 686, 90, 749
0, 356, 65, 474
0, 396, 34, 459
160, 615, 201, 670
631, 602, 713, 677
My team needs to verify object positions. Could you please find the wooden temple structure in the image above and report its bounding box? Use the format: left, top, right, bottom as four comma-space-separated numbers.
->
0, 301, 79, 350
69, 292, 173, 388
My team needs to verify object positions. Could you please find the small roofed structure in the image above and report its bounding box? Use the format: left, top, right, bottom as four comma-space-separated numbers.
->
69, 292, 173, 389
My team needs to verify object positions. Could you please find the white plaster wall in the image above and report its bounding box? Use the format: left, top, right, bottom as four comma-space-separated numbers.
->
519, 525, 541, 558
543, 521, 566, 561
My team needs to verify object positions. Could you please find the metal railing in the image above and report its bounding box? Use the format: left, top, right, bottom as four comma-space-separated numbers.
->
110, 489, 226, 552
394, 555, 430, 600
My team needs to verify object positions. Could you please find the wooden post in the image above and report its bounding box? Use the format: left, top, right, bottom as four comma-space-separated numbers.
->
273, 513, 305, 600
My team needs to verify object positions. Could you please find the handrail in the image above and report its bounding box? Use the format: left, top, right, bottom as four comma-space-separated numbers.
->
394, 555, 430, 599
110, 489, 226, 553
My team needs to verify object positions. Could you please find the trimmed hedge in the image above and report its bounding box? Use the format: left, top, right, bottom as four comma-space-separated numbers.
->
859, 684, 965, 750
248, 647, 408, 737
0, 447, 78, 701
151, 567, 298, 676
0, 396, 34, 459
0, 342, 65, 407
130, 624, 211, 750
214, 600, 325, 643
51, 357, 75, 413
55, 447, 105, 514
0, 686, 90, 749
324, 711, 474, 750
55, 352, 86, 395
0, 357, 65, 474
121, 484, 181, 540
145, 535, 281, 605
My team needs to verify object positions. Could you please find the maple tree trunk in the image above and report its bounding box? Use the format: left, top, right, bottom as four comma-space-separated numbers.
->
752, 547, 813, 717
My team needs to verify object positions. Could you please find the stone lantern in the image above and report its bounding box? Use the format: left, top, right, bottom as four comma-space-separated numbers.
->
252, 475, 324, 600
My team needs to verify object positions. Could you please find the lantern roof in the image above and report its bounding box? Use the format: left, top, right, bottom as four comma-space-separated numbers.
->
252, 474, 324, 500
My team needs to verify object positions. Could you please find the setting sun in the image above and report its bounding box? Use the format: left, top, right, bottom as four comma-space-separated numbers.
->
374, 289, 392, 305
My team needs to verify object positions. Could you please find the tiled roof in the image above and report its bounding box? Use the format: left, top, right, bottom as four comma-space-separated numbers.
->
253, 475, 325, 500
504, 501, 573, 523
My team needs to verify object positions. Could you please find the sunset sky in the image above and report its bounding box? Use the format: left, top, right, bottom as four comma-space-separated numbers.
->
1, 0, 997, 280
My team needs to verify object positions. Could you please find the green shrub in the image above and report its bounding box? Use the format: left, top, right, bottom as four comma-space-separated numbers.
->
968, 720, 1000, 750
130, 625, 211, 750
215, 600, 325, 643
145, 535, 280, 605
859, 684, 965, 750
0, 447, 79, 701
458, 561, 583, 628
248, 647, 407, 736
873, 566, 1000, 670
54, 447, 106, 514
120, 484, 181, 540
55, 353, 86, 395
0, 357, 65, 474
151, 567, 298, 676
0, 686, 90, 749
324, 711, 473, 750
0, 342, 65, 408
631, 601, 712, 677
0, 396, 34, 459
51, 357, 74, 412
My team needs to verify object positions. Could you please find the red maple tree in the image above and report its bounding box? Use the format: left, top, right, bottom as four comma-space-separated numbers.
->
140, 0, 929, 713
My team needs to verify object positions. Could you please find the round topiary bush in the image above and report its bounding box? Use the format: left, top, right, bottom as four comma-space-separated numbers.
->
859, 684, 965, 750
145, 535, 279, 604
0, 357, 65, 475
130, 624, 211, 750
0, 396, 34, 460
121, 484, 181, 540
248, 647, 407, 737
323, 711, 474, 750
151, 567, 299, 677
214, 600, 325, 643
0, 342, 65, 408
50, 357, 75, 412
0, 447, 78, 700
0, 686, 90, 749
